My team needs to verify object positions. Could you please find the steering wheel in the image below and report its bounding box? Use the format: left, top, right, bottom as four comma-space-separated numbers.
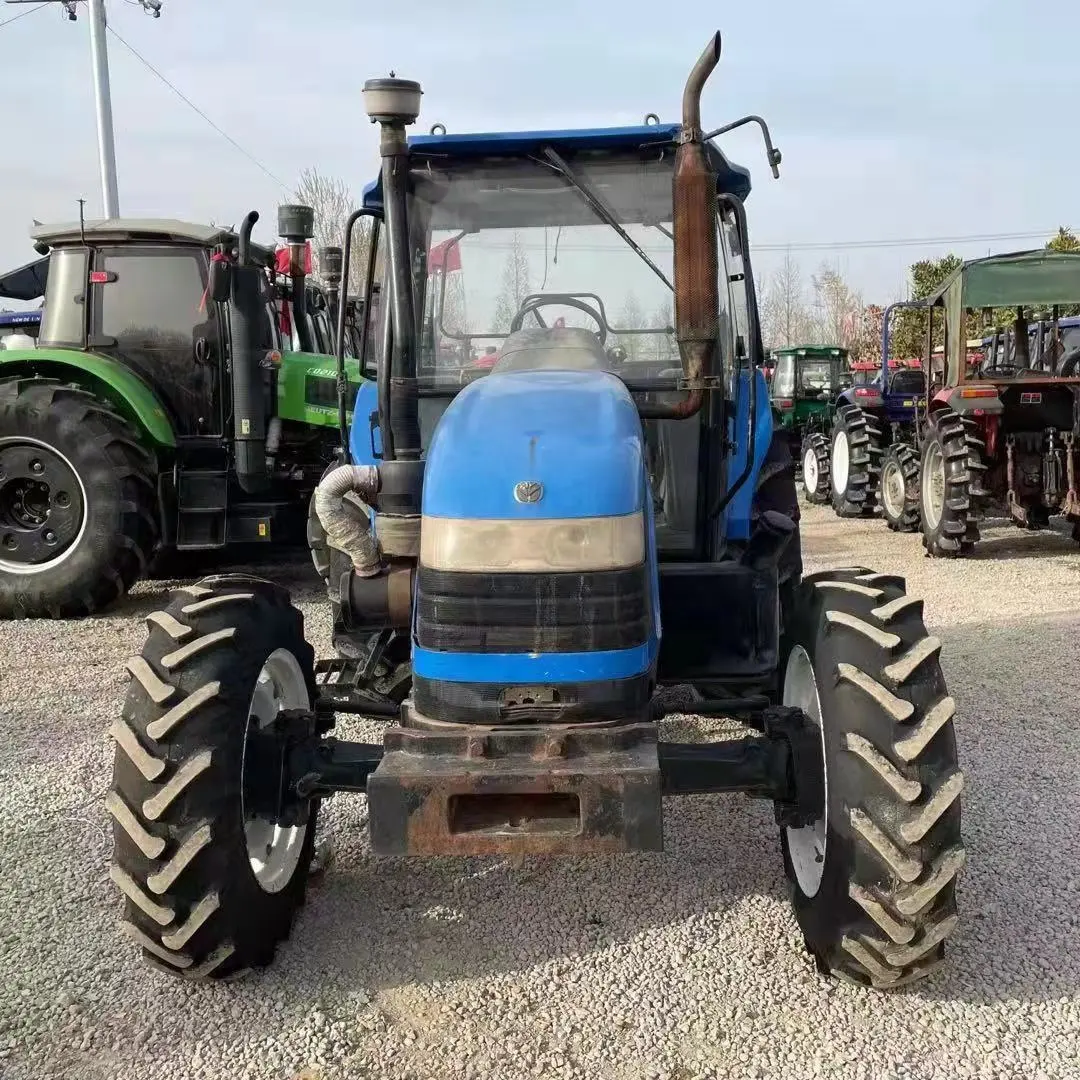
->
509, 294, 607, 345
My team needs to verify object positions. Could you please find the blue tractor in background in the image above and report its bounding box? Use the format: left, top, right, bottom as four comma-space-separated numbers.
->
823, 302, 927, 526
110, 35, 965, 990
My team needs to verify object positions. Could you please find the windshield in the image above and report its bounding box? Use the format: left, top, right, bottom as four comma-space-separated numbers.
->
405, 151, 719, 378
798, 357, 834, 392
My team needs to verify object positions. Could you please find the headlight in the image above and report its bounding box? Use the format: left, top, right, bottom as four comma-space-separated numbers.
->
420, 512, 645, 573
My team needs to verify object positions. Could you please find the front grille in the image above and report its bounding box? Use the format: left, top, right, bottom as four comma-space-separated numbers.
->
415, 565, 650, 653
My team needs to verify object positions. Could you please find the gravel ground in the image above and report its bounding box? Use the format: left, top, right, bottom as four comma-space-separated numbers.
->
1, 505, 1079, 1080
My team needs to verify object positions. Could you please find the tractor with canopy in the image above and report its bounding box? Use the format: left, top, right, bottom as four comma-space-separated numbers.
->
915, 250, 1080, 555
109, 34, 966, 990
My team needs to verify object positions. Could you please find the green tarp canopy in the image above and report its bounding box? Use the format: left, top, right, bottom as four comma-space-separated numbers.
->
926, 250, 1080, 383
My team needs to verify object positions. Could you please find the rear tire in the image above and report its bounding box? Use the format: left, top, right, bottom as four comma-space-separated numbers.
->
879, 443, 921, 532
829, 406, 883, 518
0, 378, 159, 618
919, 409, 985, 557
109, 575, 318, 981
780, 567, 965, 988
800, 433, 830, 504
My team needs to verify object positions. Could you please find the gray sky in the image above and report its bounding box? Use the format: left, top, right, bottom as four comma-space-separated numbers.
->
2, 0, 1077, 305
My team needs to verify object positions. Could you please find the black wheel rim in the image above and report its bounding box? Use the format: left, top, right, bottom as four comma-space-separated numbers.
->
0, 437, 85, 572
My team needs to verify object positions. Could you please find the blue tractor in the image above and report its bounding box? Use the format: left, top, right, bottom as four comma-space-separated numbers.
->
823, 302, 927, 523
109, 35, 965, 989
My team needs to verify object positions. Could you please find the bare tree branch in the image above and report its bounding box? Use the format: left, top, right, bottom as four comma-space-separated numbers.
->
292, 168, 373, 294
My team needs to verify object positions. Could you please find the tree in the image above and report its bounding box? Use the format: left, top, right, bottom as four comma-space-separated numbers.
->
852, 303, 885, 366
761, 253, 813, 348
492, 232, 532, 332
650, 300, 676, 363
615, 292, 646, 360
292, 168, 373, 293
1046, 226, 1080, 253
808, 263, 863, 349
890, 254, 963, 360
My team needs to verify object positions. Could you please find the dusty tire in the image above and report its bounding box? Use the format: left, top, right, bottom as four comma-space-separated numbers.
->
0, 378, 158, 618
919, 409, 985, 557
800, 433, 830, 504
829, 406, 883, 518
879, 443, 921, 533
109, 575, 318, 981
780, 567, 965, 989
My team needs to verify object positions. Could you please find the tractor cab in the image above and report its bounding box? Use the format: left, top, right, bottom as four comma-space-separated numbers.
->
352, 116, 767, 558
770, 345, 849, 408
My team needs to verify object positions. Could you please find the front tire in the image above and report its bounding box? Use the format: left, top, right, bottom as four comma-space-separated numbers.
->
919, 409, 985, 557
780, 567, 965, 988
879, 443, 921, 532
0, 379, 159, 618
829, 406, 884, 518
800, 433, 830, 504
109, 575, 318, 981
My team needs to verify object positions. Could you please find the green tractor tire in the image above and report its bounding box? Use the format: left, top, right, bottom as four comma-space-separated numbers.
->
0, 378, 159, 618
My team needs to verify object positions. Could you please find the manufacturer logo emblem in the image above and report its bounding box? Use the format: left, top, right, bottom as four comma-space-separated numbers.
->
514, 480, 544, 504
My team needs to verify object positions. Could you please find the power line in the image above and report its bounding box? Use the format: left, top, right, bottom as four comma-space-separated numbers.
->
106, 24, 289, 191
0, 2, 50, 29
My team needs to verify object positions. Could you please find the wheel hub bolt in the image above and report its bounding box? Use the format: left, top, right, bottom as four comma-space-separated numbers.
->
30, 459, 43, 474
44, 530, 57, 545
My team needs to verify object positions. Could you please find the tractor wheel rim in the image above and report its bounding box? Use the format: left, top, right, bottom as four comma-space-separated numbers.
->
832, 431, 850, 494
783, 644, 827, 897
0, 437, 87, 575
882, 459, 906, 519
922, 442, 946, 531
242, 648, 310, 894
803, 447, 819, 493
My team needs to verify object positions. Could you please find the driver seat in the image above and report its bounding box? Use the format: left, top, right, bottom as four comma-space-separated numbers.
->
490, 326, 610, 374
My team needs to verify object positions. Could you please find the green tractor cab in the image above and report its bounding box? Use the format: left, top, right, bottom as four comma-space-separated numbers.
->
0, 211, 366, 618
768, 345, 850, 502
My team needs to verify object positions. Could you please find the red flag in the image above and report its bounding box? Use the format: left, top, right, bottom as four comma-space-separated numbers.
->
428, 237, 462, 273
274, 241, 313, 276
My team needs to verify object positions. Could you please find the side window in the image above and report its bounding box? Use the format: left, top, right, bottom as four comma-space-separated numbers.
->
39, 247, 88, 347
773, 356, 795, 397
99, 249, 209, 347
96, 247, 218, 436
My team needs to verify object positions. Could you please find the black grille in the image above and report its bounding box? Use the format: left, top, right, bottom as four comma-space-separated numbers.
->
415, 566, 650, 653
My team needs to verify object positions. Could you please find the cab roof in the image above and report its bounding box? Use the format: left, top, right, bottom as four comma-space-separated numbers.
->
29, 218, 275, 262
362, 123, 753, 211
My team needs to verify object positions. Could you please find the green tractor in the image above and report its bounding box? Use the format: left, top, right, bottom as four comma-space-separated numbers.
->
768, 345, 851, 503
0, 207, 366, 619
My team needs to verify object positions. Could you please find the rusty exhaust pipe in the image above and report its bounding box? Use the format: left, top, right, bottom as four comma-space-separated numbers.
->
666, 32, 723, 421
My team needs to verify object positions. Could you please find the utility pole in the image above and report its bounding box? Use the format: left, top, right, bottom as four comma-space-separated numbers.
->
6, 0, 163, 218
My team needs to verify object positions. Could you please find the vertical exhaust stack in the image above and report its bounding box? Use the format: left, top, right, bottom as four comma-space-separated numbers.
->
232, 210, 270, 494
278, 204, 315, 353
671, 32, 723, 420
362, 74, 425, 561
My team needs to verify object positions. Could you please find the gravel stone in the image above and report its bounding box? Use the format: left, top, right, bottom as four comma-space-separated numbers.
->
1, 508, 1078, 1079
